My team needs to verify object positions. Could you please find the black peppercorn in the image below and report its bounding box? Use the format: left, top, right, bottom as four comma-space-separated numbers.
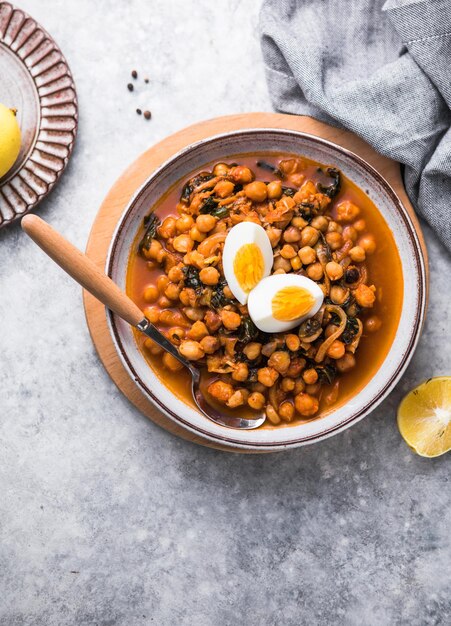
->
127, 83, 134, 92
143, 110, 151, 120
131, 70, 138, 79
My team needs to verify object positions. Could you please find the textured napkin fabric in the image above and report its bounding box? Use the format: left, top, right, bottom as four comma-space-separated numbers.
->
259, 0, 451, 252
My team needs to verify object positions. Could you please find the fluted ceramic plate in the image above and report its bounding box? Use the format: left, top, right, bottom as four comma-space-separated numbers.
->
0, 1, 77, 228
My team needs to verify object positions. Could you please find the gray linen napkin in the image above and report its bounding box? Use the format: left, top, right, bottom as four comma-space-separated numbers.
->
259, 0, 451, 252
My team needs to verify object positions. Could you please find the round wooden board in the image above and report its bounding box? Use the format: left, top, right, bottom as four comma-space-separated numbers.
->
83, 113, 428, 452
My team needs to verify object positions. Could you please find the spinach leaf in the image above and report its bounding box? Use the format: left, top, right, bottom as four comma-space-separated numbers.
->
180, 173, 215, 203
238, 317, 259, 343
315, 364, 337, 385
316, 167, 341, 198
210, 280, 234, 309
199, 196, 230, 219
182, 265, 201, 290
138, 213, 161, 256
341, 317, 360, 344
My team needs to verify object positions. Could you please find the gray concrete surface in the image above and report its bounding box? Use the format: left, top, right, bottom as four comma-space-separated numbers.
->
0, 1, 450, 624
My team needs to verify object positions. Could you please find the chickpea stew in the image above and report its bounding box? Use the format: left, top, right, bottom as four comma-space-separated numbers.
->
126, 154, 403, 427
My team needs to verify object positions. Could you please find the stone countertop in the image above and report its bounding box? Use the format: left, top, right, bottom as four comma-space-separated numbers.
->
0, 1, 449, 625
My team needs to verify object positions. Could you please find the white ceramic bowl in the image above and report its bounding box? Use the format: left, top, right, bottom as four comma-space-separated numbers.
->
106, 129, 427, 451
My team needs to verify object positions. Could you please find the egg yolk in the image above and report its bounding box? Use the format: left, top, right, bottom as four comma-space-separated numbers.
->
233, 243, 265, 293
272, 286, 315, 321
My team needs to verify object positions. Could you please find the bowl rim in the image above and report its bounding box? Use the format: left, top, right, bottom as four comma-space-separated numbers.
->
106, 127, 427, 450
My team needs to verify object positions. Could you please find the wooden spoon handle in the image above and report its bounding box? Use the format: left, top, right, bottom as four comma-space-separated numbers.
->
21, 214, 144, 327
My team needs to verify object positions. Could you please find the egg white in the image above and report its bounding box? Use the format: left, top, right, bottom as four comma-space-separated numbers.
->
247, 273, 324, 333
222, 222, 273, 304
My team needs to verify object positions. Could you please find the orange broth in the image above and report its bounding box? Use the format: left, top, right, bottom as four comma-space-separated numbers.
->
126, 153, 404, 428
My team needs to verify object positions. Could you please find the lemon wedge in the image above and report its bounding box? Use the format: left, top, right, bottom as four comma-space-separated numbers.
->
397, 377, 451, 458
0, 103, 21, 179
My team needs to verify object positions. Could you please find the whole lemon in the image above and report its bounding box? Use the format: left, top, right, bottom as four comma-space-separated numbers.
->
0, 103, 21, 179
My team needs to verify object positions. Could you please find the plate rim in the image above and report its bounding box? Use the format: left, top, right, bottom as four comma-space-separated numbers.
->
0, 0, 78, 228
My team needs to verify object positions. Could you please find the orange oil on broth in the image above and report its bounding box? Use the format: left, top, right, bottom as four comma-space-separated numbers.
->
126, 153, 404, 428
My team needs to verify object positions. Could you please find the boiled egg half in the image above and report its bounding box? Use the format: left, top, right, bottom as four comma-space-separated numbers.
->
247, 273, 324, 333
222, 222, 273, 304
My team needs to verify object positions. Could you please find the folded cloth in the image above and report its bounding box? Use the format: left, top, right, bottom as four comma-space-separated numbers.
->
259, 0, 451, 252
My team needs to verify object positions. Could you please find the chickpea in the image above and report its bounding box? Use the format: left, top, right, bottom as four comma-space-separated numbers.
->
208, 379, 234, 404
307, 262, 323, 281
325, 323, 337, 338
326, 261, 344, 281
143, 337, 163, 355
349, 246, 366, 262
327, 340, 346, 360
290, 256, 302, 271
283, 226, 301, 243
310, 216, 328, 232
158, 296, 171, 309
205, 310, 222, 333
281, 377, 296, 392
187, 320, 209, 341
229, 165, 253, 184
286, 357, 306, 378
294, 392, 319, 417
273, 269, 286, 275
354, 284, 376, 308
293, 379, 306, 395
330, 285, 348, 305
248, 391, 265, 410
144, 306, 160, 324
157, 274, 169, 293
196, 214, 217, 233
179, 288, 196, 307
327, 220, 342, 233
266, 227, 282, 248
257, 367, 279, 387
279, 401, 295, 422
336, 353, 356, 373
261, 340, 279, 357
223, 286, 234, 299
273, 256, 292, 272
243, 342, 262, 360
167, 266, 183, 282
227, 389, 249, 409
175, 214, 194, 233
167, 327, 185, 345
266, 404, 281, 425
326, 231, 343, 250
173, 234, 194, 253
162, 352, 184, 371
200, 335, 220, 354
199, 266, 220, 286
268, 350, 291, 374
336, 200, 360, 222
142, 239, 162, 260
353, 219, 366, 232
300, 226, 320, 247
342, 225, 358, 242
220, 309, 241, 330
280, 244, 297, 259
158, 216, 176, 239
143, 285, 159, 303
292, 216, 309, 229
159, 310, 188, 327
189, 226, 207, 243
358, 234, 376, 255
303, 368, 319, 385
244, 181, 268, 203
285, 334, 300, 352
267, 180, 283, 199
179, 340, 204, 361
232, 362, 249, 382
213, 180, 234, 198
213, 162, 231, 176
365, 315, 382, 333
164, 283, 181, 301
298, 246, 316, 265
183, 307, 205, 321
